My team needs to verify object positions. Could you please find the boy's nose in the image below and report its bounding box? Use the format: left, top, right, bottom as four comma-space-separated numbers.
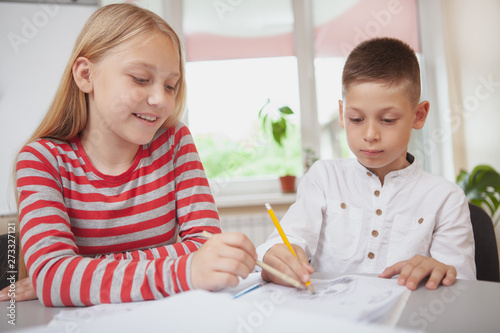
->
364, 122, 380, 142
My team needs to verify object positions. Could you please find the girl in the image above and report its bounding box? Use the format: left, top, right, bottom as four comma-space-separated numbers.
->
0, 3, 256, 306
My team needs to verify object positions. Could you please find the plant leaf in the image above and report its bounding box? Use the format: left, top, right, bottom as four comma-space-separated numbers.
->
469, 168, 500, 192
458, 165, 500, 218
258, 98, 271, 118
271, 119, 287, 146
279, 106, 294, 115
489, 194, 500, 211
261, 114, 269, 132
456, 169, 469, 188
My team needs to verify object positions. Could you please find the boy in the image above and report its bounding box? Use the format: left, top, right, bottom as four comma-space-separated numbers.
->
257, 37, 476, 291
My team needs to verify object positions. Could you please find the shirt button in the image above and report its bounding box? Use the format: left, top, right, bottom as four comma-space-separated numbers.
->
340, 203, 347, 209
367, 172, 372, 177
418, 218, 424, 224
368, 252, 375, 259
371, 230, 379, 237
376, 209, 382, 216
374, 190, 380, 197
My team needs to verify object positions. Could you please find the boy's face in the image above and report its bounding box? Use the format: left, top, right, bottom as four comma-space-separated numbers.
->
339, 82, 429, 180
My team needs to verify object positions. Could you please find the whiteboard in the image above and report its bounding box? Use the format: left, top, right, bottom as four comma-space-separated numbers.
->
0, 2, 97, 214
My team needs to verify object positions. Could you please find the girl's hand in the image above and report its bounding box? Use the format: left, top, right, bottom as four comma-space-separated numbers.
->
0, 277, 37, 302
261, 243, 314, 287
191, 232, 257, 291
379, 255, 457, 290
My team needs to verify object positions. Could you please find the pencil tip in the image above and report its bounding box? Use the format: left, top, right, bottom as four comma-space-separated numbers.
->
307, 284, 315, 294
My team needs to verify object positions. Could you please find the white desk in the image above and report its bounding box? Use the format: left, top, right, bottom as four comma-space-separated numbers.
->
1, 278, 499, 332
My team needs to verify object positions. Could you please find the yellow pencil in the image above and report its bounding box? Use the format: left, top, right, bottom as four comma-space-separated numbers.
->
201, 231, 306, 290
265, 203, 315, 294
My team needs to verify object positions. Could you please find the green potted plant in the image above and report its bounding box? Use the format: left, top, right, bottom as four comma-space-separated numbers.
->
258, 99, 297, 193
456, 164, 500, 226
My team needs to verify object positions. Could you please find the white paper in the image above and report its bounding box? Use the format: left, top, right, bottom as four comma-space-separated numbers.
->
232, 274, 411, 324
45, 274, 417, 333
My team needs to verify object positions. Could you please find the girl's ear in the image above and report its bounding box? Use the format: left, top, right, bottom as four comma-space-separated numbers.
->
73, 57, 93, 93
413, 100, 430, 130
338, 100, 345, 128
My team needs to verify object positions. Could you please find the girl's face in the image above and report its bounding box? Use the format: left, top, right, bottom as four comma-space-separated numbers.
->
85, 33, 180, 147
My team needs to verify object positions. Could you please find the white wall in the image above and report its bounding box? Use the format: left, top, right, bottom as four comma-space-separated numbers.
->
441, 0, 500, 259
0, 2, 96, 214
442, 0, 500, 174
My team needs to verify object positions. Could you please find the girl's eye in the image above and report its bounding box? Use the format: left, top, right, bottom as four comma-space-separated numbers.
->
349, 118, 363, 123
165, 85, 175, 92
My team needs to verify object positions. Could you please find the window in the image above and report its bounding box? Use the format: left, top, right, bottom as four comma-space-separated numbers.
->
112, 0, 449, 203
185, 58, 302, 179
183, 0, 303, 183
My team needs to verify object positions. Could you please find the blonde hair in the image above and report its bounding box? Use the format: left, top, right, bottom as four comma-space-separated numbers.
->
31, 3, 186, 142
13, 3, 187, 279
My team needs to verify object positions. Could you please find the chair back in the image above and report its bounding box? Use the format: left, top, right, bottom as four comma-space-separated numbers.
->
469, 203, 500, 282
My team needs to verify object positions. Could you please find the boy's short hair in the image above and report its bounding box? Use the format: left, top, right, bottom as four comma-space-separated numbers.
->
342, 37, 421, 105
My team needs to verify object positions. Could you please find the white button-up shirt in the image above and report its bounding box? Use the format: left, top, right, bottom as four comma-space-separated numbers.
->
257, 157, 476, 280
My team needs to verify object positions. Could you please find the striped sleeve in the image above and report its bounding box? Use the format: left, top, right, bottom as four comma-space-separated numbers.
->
16, 131, 217, 307
172, 124, 222, 249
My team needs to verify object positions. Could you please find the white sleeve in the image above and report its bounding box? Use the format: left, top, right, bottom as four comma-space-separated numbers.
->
430, 189, 477, 280
256, 162, 328, 262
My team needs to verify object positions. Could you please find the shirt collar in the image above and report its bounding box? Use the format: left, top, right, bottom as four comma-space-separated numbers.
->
354, 153, 420, 183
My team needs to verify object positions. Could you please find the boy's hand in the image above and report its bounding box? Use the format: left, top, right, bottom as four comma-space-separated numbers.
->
191, 232, 257, 291
261, 243, 314, 287
379, 255, 457, 290
0, 277, 37, 302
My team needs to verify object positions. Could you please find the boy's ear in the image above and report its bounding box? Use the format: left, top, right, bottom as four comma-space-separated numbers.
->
413, 100, 430, 130
338, 100, 345, 128
73, 57, 93, 93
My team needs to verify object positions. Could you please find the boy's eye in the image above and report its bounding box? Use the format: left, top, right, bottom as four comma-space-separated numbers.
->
132, 76, 149, 84
349, 118, 363, 123
381, 118, 397, 124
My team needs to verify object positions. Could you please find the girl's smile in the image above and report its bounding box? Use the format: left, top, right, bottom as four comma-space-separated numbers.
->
133, 112, 161, 125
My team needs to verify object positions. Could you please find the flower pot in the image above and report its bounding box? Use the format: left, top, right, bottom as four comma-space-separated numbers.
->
279, 175, 296, 193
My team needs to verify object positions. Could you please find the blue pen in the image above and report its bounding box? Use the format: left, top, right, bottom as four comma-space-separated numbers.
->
232, 283, 262, 299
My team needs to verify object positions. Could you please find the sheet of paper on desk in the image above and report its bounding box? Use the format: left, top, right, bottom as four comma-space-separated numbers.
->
45, 290, 419, 333
45, 274, 414, 333
233, 274, 412, 325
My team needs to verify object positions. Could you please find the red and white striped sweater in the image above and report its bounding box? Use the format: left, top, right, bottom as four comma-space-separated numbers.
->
16, 123, 221, 306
